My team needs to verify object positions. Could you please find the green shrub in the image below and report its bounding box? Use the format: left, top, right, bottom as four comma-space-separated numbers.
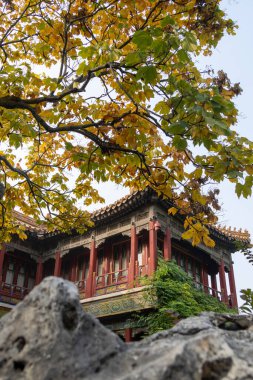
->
137, 259, 235, 334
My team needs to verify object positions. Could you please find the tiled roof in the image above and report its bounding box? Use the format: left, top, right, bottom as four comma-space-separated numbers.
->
91, 190, 142, 219
212, 224, 250, 244
13, 210, 47, 234
91, 188, 251, 244
13, 188, 251, 244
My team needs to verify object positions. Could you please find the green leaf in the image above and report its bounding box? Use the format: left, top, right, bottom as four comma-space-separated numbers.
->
132, 30, 153, 49
214, 120, 232, 136
205, 117, 231, 136
195, 92, 209, 102
152, 39, 168, 58
76, 61, 88, 76
9, 133, 22, 148
182, 32, 198, 52
65, 142, 73, 151
38, 22, 46, 31
154, 101, 170, 114
173, 136, 187, 151
177, 49, 189, 63
136, 66, 157, 84
78, 46, 97, 59
125, 52, 142, 66
235, 183, 243, 198
160, 15, 176, 27
168, 121, 188, 135
227, 170, 243, 179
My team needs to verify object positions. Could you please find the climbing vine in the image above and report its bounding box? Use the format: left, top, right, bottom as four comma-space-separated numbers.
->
137, 259, 235, 335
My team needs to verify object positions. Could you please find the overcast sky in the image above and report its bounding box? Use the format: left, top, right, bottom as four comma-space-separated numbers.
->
205, 0, 253, 305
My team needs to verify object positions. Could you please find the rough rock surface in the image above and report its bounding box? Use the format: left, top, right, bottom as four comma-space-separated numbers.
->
0, 278, 253, 380
0, 277, 124, 380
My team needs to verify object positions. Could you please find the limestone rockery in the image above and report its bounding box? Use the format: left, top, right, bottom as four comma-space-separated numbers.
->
0, 277, 252, 380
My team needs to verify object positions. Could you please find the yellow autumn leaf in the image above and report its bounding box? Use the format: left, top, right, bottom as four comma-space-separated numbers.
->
168, 207, 178, 216
182, 228, 194, 240
192, 233, 201, 247
203, 235, 215, 248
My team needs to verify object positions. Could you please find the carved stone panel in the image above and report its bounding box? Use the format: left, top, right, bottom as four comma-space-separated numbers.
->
82, 288, 155, 318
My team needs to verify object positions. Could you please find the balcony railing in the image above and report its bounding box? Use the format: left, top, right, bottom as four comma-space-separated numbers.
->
74, 279, 86, 290
194, 280, 223, 300
0, 281, 30, 301
0, 269, 231, 309
94, 268, 128, 296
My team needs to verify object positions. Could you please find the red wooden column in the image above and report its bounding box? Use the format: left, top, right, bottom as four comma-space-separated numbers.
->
125, 328, 133, 342
219, 259, 228, 304
228, 262, 238, 308
149, 220, 156, 275
128, 223, 137, 288
104, 241, 110, 286
149, 219, 159, 275
211, 274, 218, 297
35, 257, 43, 285
163, 227, 172, 261
0, 245, 6, 283
86, 238, 97, 298
54, 251, 62, 277
202, 265, 209, 294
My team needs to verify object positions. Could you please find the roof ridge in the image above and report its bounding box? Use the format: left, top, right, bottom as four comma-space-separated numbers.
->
91, 188, 145, 218
12, 210, 47, 233
213, 223, 251, 242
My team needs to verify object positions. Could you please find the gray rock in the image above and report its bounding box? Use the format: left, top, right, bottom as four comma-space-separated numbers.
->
0, 278, 253, 380
0, 277, 124, 380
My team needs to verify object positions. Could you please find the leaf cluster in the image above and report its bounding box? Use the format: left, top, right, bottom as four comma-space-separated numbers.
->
0, 0, 252, 243
240, 288, 253, 315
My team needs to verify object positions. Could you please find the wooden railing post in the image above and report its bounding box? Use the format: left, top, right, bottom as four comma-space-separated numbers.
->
125, 328, 133, 342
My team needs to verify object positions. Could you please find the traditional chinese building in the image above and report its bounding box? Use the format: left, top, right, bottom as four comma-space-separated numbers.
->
0, 188, 250, 339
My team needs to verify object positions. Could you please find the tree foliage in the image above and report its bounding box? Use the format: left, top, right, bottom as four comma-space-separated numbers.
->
238, 242, 253, 314
0, 0, 252, 242
240, 288, 253, 315
137, 259, 234, 334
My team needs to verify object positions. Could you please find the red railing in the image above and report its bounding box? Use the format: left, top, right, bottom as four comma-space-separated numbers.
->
0, 281, 30, 300
74, 279, 86, 299
0, 269, 231, 309
96, 268, 128, 285
74, 279, 86, 291
94, 268, 128, 295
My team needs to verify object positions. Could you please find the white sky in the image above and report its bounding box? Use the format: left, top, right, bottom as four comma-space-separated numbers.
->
205, 0, 253, 305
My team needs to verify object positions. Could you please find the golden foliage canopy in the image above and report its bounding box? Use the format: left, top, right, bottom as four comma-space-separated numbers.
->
0, 0, 252, 244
